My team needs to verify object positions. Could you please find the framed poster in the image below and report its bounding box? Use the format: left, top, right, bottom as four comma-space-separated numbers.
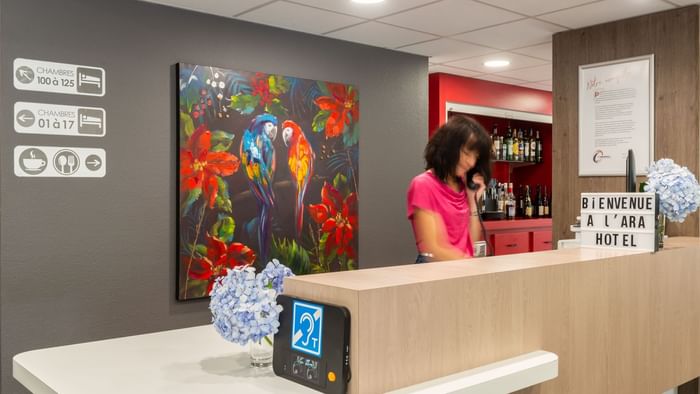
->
578, 54, 654, 176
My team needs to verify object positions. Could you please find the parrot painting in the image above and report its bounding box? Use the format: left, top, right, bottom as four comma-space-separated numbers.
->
240, 113, 278, 264
282, 120, 315, 236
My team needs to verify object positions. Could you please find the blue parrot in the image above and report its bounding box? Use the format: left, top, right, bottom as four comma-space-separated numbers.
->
240, 113, 278, 264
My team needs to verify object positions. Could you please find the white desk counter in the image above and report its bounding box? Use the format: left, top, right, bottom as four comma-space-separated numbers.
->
13, 324, 315, 394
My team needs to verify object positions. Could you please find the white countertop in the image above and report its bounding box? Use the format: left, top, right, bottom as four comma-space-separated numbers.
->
13, 324, 316, 394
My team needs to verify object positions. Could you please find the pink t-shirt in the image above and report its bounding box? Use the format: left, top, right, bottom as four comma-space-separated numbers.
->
406, 171, 474, 257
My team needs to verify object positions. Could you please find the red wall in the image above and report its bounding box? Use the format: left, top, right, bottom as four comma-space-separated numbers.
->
429, 73, 553, 204
429, 73, 552, 134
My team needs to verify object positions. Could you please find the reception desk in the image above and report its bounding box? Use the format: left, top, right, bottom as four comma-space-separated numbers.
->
13, 238, 700, 393
284, 237, 700, 393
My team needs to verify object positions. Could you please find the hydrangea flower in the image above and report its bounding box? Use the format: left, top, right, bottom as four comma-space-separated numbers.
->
258, 259, 293, 294
209, 261, 294, 346
644, 158, 700, 223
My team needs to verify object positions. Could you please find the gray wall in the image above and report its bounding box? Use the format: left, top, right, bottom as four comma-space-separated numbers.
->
0, 0, 428, 391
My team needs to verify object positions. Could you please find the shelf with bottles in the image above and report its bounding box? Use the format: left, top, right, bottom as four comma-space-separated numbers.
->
480, 181, 552, 222
490, 125, 545, 165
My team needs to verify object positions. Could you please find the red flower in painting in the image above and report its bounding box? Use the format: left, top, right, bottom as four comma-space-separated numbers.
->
308, 182, 358, 259
251, 73, 273, 106
315, 83, 359, 138
181, 125, 240, 208
189, 234, 257, 294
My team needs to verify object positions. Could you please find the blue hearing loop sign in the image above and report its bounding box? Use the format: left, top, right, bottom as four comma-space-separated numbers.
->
291, 300, 323, 357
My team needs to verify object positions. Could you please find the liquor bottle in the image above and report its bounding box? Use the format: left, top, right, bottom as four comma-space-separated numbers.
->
499, 134, 504, 159
505, 126, 513, 161
497, 183, 505, 214
517, 129, 524, 161
529, 128, 536, 163
535, 130, 542, 163
516, 184, 524, 218
524, 185, 533, 218
492, 124, 500, 160
512, 128, 520, 161
506, 183, 516, 219
523, 129, 530, 162
543, 186, 550, 217
536, 185, 544, 218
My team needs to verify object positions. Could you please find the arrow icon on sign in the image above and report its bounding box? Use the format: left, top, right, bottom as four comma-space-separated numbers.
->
16, 109, 36, 127
15, 66, 35, 84
85, 154, 103, 171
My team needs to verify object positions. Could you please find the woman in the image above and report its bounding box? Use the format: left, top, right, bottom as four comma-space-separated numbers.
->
406, 116, 493, 262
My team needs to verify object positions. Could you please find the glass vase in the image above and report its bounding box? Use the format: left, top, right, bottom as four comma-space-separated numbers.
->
657, 214, 666, 249
249, 335, 274, 367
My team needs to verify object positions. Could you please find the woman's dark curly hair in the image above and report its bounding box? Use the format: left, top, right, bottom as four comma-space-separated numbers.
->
425, 115, 492, 184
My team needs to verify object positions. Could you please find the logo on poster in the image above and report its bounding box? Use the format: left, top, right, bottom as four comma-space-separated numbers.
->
593, 149, 611, 163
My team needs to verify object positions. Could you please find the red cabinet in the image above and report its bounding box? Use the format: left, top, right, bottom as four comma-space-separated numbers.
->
483, 219, 552, 256
532, 230, 553, 252
492, 232, 529, 255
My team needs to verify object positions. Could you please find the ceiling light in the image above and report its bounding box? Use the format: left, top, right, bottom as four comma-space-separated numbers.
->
484, 60, 510, 68
351, 0, 385, 4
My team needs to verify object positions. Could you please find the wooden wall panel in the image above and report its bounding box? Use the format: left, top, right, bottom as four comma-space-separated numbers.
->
552, 6, 700, 244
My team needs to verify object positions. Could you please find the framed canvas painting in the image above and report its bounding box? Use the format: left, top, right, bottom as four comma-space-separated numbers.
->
177, 63, 359, 300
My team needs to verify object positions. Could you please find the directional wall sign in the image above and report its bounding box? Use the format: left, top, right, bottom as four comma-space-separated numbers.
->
13, 58, 105, 96
14, 145, 106, 178
14, 102, 106, 137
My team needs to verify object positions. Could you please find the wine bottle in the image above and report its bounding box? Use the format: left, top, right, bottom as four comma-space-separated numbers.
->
517, 129, 524, 161
501, 134, 507, 161
536, 185, 544, 218
529, 128, 536, 163
492, 124, 500, 160
517, 184, 524, 218
506, 183, 516, 219
505, 126, 513, 161
497, 183, 505, 214
512, 128, 519, 161
523, 129, 530, 162
524, 185, 533, 218
543, 186, 550, 217
535, 130, 542, 163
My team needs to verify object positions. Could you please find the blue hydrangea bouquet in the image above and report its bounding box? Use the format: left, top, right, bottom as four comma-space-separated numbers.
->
644, 159, 700, 223
209, 259, 294, 361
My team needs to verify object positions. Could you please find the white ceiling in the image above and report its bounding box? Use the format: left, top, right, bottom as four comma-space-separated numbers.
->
143, 0, 694, 92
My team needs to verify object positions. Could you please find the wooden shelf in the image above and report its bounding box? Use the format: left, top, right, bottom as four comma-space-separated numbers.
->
493, 160, 539, 168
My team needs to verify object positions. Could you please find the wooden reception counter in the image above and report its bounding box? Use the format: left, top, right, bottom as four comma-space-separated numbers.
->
283, 237, 700, 394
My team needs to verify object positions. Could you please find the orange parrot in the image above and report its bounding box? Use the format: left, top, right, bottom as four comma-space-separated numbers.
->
282, 120, 315, 236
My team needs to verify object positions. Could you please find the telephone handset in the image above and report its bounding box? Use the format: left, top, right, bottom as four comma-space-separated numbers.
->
466, 166, 485, 191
